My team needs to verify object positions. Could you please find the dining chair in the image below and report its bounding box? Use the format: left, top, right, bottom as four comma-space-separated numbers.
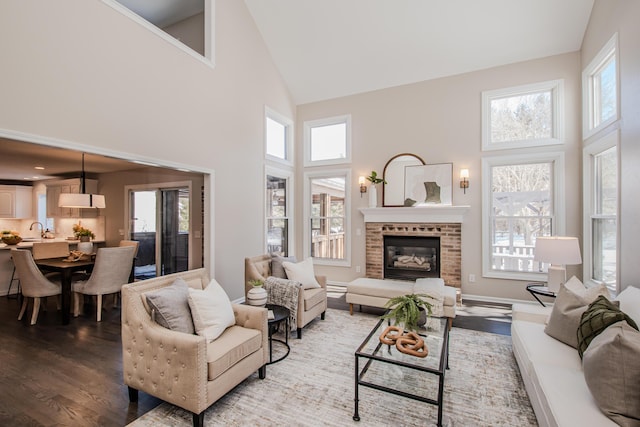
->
11, 249, 61, 325
119, 240, 140, 283
72, 246, 135, 321
31, 241, 70, 260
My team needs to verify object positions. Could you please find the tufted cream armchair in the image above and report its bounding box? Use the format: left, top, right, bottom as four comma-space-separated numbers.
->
121, 268, 268, 427
245, 254, 327, 339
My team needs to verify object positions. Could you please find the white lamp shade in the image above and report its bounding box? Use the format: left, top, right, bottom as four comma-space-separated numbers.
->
58, 193, 106, 209
533, 236, 582, 265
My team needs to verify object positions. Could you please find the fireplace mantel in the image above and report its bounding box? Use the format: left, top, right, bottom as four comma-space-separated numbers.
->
359, 206, 470, 224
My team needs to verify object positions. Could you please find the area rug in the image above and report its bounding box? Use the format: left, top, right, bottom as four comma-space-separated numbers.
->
127, 308, 536, 426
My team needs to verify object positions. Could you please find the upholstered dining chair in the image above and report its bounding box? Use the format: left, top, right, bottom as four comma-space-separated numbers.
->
72, 246, 135, 321
11, 249, 61, 325
32, 241, 71, 281
31, 241, 70, 260
118, 240, 139, 283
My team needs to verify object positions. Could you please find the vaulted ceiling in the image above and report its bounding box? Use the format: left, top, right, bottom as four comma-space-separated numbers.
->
244, 0, 595, 104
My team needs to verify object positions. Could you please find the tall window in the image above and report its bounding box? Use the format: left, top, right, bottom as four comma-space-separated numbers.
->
584, 132, 618, 291
482, 154, 564, 280
482, 80, 564, 151
583, 34, 618, 138
304, 170, 351, 266
265, 167, 292, 256
265, 107, 293, 165
303, 115, 351, 166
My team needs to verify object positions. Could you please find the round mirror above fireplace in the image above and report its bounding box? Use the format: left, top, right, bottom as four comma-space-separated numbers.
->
382, 153, 425, 207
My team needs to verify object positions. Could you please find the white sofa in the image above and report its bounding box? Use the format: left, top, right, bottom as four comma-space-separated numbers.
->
512, 282, 640, 427
511, 303, 617, 427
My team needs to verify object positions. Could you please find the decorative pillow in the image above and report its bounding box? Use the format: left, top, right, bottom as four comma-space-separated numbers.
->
544, 276, 610, 348
271, 254, 297, 279
583, 321, 640, 425
577, 295, 638, 359
187, 279, 235, 342
282, 257, 320, 290
616, 285, 640, 326
145, 277, 194, 334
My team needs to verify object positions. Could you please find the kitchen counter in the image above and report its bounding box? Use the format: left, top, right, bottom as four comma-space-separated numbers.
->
0, 238, 106, 250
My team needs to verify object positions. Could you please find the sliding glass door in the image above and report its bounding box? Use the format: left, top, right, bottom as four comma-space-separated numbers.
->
129, 185, 190, 279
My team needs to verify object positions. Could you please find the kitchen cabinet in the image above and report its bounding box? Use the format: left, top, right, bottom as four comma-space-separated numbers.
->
0, 185, 33, 218
46, 179, 99, 218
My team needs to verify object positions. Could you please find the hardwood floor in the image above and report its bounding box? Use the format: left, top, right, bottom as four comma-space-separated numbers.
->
0, 286, 512, 426
0, 295, 161, 426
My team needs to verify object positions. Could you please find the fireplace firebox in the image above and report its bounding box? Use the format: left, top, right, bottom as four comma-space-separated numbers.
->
384, 235, 440, 281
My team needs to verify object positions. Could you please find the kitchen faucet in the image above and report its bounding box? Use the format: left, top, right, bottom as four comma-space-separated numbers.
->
29, 222, 45, 238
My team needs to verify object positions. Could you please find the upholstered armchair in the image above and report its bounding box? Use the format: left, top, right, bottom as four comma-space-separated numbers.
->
244, 254, 327, 339
122, 268, 268, 427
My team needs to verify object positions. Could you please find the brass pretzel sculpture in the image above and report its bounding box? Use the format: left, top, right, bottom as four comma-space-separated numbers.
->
379, 325, 404, 345
395, 331, 428, 358
379, 327, 429, 358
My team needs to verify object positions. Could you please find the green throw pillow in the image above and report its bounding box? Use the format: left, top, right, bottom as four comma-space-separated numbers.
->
577, 295, 639, 359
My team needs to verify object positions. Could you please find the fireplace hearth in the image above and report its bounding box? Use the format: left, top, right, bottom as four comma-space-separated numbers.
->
384, 236, 440, 280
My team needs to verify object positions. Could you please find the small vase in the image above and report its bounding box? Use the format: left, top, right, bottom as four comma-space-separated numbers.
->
247, 286, 268, 307
368, 184, 377, 208
77, 241, 93, 254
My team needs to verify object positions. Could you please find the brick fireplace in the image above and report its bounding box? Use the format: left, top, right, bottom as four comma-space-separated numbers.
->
360, 206, 469, 289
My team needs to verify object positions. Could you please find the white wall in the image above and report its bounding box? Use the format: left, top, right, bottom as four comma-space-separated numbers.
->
582, 0, 640, 290
0, 0, 295, 300
297, 52, 582, 301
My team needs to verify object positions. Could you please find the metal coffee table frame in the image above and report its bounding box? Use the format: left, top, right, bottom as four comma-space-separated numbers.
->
353, 316, 450, 426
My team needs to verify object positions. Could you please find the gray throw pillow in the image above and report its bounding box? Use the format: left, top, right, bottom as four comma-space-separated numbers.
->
544, 277, 609, 348
583, 321, 640, 425
271, 254, 296, 279
577, 296, 637, 359
145, 277, 195, 334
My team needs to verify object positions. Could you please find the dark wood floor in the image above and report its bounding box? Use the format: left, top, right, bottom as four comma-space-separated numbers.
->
0, 295, 161, 426
0, 286, 511, 426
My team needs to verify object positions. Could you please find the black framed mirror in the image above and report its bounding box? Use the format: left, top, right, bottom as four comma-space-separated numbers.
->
382, 153, 426, 207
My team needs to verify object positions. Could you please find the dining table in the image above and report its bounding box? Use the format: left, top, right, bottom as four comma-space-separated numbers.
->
35, 257, 95, 325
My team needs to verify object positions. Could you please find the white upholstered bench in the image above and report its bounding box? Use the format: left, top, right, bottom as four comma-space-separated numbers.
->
346, 277, 457, 328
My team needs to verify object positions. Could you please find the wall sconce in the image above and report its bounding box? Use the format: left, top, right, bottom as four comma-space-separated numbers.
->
359, 176, 367, 197
460, 169, 469, 194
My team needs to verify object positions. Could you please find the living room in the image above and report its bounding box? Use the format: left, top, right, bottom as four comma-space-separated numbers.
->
1, 0, 639, 426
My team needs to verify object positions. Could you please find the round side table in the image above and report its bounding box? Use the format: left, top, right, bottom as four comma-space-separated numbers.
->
266, 304, 290, 364
526, 283, 556, 307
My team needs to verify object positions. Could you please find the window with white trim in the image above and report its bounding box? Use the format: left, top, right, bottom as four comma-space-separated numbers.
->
265, 107, 293, 165
583, 132, 618, 292
303, 169, 351, 266
303, 115, 351, 166
265, 167, 293, 257
583, 34, 618, 138
482, 80, 564, 151
482, 153, 565, 280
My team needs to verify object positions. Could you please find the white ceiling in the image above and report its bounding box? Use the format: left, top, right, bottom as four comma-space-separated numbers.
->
115, 0, 204, 28
244, 0, 595, 104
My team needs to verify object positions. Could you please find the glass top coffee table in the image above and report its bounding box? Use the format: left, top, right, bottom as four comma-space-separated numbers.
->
354, 316, 450, 426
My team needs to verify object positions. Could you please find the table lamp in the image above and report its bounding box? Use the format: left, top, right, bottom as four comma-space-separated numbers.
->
533, 236, 582, 292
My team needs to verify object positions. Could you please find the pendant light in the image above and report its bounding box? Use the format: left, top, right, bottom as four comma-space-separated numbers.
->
58, 153, 106, 209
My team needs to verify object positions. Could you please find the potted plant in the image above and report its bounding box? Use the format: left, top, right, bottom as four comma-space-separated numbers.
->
246, 279, 267, 307
73, 224, 95, 242
366, 171, 387, 208
381, 293, 434, 332
366, 170, 387, 186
